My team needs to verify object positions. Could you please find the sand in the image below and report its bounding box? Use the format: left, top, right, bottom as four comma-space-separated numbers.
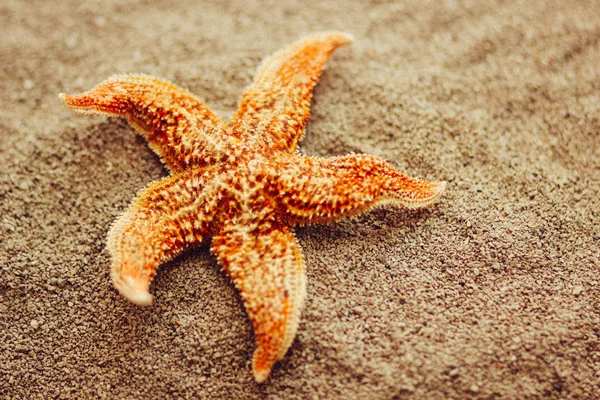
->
2, 0, 599, 398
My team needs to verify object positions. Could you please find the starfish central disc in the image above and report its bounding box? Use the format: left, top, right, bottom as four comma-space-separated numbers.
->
60, 32, 445, 383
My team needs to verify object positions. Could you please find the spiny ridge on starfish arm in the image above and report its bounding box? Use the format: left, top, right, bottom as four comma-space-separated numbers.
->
60, 31, 445, 383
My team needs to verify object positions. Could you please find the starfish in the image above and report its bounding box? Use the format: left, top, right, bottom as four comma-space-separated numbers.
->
60, 32, 445, 383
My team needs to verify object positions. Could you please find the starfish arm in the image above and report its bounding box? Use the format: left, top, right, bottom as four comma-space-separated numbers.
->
271, 154, 446, 224
60, 75, 233, 173
108, 169, 219, 305
232, 32, 353, 155
211, 220, 307, 383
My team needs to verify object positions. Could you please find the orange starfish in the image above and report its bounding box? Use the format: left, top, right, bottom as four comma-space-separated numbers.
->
60, 32, 445, 382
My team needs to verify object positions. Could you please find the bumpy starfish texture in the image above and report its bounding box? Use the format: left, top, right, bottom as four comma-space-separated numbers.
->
60, 32, 446, 383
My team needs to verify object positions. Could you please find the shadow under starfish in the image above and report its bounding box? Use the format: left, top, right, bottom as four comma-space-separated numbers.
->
60, 32, 445, 383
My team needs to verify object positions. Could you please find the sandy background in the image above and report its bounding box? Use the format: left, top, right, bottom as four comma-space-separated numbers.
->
2, 0, 600, 398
